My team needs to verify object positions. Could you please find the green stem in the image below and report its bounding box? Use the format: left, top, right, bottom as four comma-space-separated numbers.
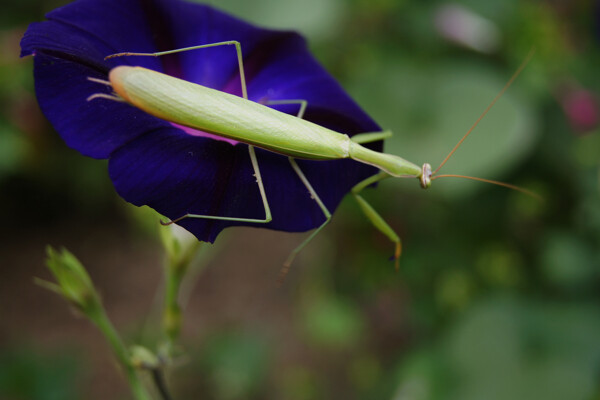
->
151, 368, 173, 400
91, 307, 152, 400
163, 241, 202, 351
163, 263, 183, 350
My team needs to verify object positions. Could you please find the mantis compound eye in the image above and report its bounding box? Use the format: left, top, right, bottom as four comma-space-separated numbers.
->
420, 163, 432, 189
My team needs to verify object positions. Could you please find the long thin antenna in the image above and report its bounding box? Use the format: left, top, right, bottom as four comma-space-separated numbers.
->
432, 48, 535, 176
432, 174, 543, 201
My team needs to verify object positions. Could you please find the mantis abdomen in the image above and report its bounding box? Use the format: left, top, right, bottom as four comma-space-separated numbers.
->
110, 66, 351, 160
109, 66, 423, 178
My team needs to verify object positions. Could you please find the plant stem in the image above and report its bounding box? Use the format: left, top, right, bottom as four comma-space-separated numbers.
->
152, 368, 173, 400
92, 307, 152, 400
163, 259, 183, 350
163, 241, 202, 350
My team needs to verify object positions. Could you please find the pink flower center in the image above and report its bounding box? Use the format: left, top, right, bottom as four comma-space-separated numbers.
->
172, 123, 239, 145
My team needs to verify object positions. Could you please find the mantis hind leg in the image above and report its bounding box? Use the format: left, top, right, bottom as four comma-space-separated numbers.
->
162, 144, 272, 226
122, 42, 272, 226
351, 171, 402, 269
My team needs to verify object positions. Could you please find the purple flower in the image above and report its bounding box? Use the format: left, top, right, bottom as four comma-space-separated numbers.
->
20, 0, 382, 242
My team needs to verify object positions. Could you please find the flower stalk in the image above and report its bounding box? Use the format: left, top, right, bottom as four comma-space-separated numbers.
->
91, 305, 152, 400
160, 225, 203, 351
39, 247, 152, 400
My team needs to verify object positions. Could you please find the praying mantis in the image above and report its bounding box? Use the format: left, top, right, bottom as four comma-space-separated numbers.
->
88, 41, 536, 280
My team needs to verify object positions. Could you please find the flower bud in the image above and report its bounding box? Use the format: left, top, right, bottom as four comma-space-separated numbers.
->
40, 246, 102, 317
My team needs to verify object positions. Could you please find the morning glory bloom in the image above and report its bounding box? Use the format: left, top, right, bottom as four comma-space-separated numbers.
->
21, 0, 382, 242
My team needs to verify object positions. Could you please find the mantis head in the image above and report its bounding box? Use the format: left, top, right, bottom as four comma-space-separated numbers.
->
419, 163, 433, 189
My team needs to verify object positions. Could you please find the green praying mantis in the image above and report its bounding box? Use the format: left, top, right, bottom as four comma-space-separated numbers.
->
88, 41, 537, 281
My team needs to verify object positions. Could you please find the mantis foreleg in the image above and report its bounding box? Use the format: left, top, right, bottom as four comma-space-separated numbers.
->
351, 171, 402, 269
351, 130, 392, 144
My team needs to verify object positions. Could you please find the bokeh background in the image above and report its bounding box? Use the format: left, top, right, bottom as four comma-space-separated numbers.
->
1, 0, 599, 399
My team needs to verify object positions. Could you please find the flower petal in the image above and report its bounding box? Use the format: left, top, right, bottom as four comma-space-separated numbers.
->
21, 0, 164, 71
143, 0, 280, 91
30, 52, 168, 158
22, 0, 385, 242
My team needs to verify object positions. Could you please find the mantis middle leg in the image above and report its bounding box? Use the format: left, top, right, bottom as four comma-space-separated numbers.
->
261, 99, 332, 283
263, 99, 397, 279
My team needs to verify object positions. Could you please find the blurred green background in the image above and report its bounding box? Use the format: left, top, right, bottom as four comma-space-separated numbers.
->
1, 0, 599, 399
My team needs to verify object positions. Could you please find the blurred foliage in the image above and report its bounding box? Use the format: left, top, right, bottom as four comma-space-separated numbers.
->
0, 349, 81, 400
199, 332, 270, 399
2, 0, 600, 399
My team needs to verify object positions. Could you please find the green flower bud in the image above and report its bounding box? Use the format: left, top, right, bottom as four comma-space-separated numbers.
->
130, 345, 160, 370
38, 246, 102, 317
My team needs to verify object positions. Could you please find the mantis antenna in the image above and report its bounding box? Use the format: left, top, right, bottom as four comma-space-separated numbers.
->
429, 48, 540, 200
